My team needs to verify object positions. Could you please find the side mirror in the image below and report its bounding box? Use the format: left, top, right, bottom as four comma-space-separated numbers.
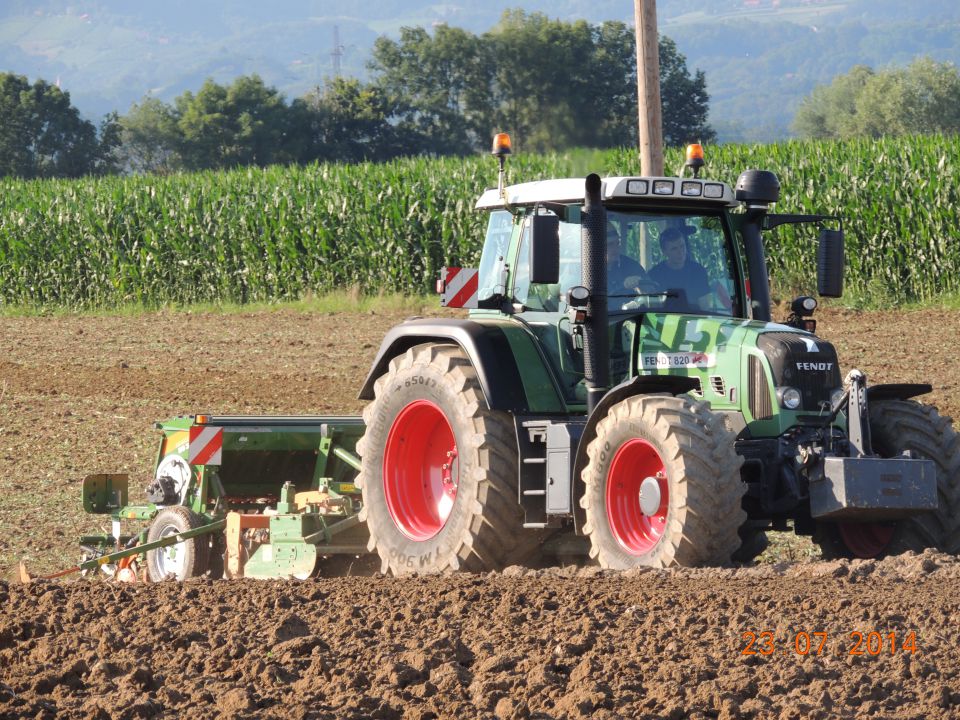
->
817, 228, 844, 298
530, 214, 560, 284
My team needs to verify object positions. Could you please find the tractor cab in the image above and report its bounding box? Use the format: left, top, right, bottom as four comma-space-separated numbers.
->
469, 173, 751, 408
473, 174, 745, 319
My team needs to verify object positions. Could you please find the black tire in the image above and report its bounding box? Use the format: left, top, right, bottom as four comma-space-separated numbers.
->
145, 506, 210, 581
579, 394, 746, 569
732, 527, 770, 563
356, 343, 534, 575
815, 399, 960, 559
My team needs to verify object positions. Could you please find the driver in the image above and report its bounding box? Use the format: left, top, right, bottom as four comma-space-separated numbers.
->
606, 223, 652, 298
648, 228, 711, 308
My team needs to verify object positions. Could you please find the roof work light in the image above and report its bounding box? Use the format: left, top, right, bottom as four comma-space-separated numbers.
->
685, 143, 705, 178
491, 133, 512, 158
492, 132, 513, 204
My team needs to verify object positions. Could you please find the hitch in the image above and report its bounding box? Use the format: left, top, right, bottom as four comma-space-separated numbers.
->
844, 369, 873, 457
808, 369, 937, 520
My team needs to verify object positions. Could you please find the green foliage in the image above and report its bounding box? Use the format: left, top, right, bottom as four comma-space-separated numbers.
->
0, 134, 956, 309
117, 97, 183, 174
175, 75, 292, 170
0, 72, 116, 179
289, 79, 403, 163
369, 24, 493, 154
370, 11, 714, 153
659, 37, 715, 146
793, 58, 960, 139
700, 135, 960, 305
105, 12, 713, 170
99, 13, 717, 172
118, 75, 406, 173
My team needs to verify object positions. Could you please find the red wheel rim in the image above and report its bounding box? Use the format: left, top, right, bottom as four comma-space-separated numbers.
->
383, 400, 458, 541
605, 439, 669, 555
838, 522, 895, 559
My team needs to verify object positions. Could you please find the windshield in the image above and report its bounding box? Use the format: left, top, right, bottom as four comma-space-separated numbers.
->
514, 209, 741, 317
477, 210, 514, 302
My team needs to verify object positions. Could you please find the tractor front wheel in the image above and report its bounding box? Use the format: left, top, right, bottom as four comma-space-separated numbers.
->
145, 506, 210, 581
580, 394, 746, 568
815, 399, 960, 559
357, 343, 534, 575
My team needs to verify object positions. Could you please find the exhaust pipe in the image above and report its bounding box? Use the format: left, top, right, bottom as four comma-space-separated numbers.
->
741, 213, 772, 322
582, 173, 608, 416
735, 170, 780, 323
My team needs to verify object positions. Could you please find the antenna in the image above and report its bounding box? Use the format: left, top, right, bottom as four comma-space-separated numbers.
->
331, 25, 344, 77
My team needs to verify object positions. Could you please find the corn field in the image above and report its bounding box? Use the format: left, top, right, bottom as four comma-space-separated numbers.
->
0, 135, 957, 308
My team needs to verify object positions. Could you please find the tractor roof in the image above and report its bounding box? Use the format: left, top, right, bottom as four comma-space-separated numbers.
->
475, 176, 737, 210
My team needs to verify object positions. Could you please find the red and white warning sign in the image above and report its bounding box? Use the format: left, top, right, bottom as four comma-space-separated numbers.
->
439, 267, 479, 308
188, 425, 223, 466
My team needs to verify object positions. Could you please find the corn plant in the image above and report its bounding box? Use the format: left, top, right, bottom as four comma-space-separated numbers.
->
0, 135, 957, 308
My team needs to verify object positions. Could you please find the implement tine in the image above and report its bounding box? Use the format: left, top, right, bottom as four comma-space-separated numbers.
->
18, 560, 81, 584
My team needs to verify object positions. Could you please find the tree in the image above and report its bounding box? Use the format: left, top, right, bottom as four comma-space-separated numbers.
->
578, 22, 716, 148
96, 112, 123, 175
175, 75, 291, 170
793, 65, 874, 139
486, 11, 598, 152
290, 78, 401, 163
658, 37, 715, 146
114, 75, 401, 172
590, 20, 645, 148
0, 72, 109, 179
367, 12, 714, 154
117, 97, 183, 174
793, 58, 960, 139
894, 57, 960, 134
369, 24, 494, 155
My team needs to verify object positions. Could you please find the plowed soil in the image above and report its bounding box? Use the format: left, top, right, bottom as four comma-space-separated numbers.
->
2, 304, 960, 719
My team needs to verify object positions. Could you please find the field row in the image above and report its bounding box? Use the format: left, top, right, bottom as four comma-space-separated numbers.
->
0, 135, 956, 307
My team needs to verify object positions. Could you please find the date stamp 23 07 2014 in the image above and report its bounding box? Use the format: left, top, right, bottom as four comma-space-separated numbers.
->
741, 630, 918, 657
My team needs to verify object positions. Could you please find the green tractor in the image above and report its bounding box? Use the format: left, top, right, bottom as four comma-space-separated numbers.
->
354, 137, 959, 573
51, 137, 958, 583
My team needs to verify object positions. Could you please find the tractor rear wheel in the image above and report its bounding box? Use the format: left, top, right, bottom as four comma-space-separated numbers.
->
815, 400, 960, 559
145, 506, 210, 581
357, 343, 534, 575
580, 394, 746, 568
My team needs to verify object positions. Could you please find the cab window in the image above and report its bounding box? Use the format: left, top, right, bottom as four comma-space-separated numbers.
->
512, 213, 582, 312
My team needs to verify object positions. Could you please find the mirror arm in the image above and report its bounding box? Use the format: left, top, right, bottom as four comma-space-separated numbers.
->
764, 213, 842, 231
538, 202, 571, 222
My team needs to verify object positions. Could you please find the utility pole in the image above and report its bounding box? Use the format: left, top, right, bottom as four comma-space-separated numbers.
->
635, 0, 664, 176
331, 25, 344, 77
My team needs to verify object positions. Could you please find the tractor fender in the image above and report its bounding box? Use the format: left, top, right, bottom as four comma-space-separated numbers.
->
358, 318, 550, 413
570, 375, 701, 533
866, 383, 932, 403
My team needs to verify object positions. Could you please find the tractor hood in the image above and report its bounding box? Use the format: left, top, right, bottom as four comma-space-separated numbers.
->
635, 314, 842, 426
636, 314, 804, 368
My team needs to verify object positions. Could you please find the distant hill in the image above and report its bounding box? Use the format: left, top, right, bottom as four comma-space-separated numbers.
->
2, 0, 959, 141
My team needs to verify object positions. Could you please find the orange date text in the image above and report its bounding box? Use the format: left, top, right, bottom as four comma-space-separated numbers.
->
740, 630, 917, 656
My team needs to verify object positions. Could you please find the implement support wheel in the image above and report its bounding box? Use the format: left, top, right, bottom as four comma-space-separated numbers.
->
357, 343, 535, 575
580, 394, 746, 568
145, 506, 210, 581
